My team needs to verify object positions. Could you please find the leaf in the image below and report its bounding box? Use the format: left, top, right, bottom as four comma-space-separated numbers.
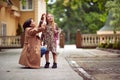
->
93, 0, 97, 3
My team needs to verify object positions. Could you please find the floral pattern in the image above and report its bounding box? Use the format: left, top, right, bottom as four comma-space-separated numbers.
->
43, 24, 58, 54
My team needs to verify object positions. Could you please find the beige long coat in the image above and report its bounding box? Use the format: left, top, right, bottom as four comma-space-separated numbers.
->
19, 27, 42, 68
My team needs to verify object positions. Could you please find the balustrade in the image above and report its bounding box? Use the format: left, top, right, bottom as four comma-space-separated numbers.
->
0, 36, 21, 48
81, 34, 120, 48
82, 34, 99, 48
0, 34, 119, 48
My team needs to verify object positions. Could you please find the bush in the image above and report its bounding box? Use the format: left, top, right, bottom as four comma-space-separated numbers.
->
16, 23, 23, 36
98, 43, 107, 48
105, 43, 113, 48
113, 41, 120, 49
98, 41, 120, 50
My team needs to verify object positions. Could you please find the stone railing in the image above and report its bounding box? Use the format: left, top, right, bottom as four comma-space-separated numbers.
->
75, 30, 120, 48
81, 34, 120, 48
81, 34, 99, 48
0, 33, 120, 49
76, 34, 120, 48
0, 36, 22, 48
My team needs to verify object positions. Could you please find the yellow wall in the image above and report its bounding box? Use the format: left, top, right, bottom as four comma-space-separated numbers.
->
20, 11, 35, 26
0, 0, 20, 36
0, 6, 19, 36
0, 0, 46, 36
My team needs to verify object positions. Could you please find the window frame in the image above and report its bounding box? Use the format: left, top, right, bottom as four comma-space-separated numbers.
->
20, 0, 34, 11
0, 22, 7, 36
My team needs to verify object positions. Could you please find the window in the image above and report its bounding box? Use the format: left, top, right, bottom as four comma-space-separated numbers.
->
20, 0, 33, 11
0, 22, 6, 36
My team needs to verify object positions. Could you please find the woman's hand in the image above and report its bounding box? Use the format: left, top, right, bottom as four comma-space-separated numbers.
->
41, 14, 46, 28
42, 14, 46, 25
39, 13, 46, 27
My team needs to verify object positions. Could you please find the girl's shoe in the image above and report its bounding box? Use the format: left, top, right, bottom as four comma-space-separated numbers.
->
52, 63, 57, 68
44, 62, 50, 68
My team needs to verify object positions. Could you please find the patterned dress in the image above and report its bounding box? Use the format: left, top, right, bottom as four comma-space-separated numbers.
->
43, 24, 58, 54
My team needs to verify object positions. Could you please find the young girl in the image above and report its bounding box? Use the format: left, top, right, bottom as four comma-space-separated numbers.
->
19, 18, 45, 69
42, 13, 59, 68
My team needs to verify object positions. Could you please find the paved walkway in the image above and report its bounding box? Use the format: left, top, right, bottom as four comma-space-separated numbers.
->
0, 45, 119, 80
0, 45, 83, 80
64, 45, 120, 80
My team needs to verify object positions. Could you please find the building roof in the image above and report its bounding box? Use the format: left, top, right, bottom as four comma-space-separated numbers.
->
99, 12, 114, 31
97, 12, 114, 34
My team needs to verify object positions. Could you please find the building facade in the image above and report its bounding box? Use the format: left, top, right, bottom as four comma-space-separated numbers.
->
0, 0, 46, 36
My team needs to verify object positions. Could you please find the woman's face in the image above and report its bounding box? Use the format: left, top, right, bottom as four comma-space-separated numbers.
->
47, 14, 54, 22
30, 19, 36, 27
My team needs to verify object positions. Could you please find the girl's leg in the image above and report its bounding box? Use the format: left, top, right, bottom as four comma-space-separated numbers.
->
52, 53, 57, 63
45, 51, 49, 62
52, 52, 57, 68
44, 51, 50, 68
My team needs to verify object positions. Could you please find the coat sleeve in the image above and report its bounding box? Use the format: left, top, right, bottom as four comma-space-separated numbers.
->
27, 27, 45, 36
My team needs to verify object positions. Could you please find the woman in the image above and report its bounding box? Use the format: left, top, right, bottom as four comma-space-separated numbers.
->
42, 13, 59, 68
19, 18, 45, 69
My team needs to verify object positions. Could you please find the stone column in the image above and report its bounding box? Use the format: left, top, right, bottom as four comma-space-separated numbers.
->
36, 0, 46, 24
59, 30, 65, 48
75, 29, 82, 48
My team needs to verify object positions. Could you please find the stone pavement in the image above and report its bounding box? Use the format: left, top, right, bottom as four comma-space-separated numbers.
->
0, 45, 120, 80
0, 45, 83, 80
65, 45, 120, 80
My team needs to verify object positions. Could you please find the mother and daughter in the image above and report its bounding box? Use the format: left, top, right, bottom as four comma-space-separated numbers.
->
18, 13, 59, 69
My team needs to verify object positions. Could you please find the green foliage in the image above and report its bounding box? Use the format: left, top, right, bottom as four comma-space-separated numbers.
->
16, 0, 26, 6
105, 0, 120, 31
98, 43, 107, 48
83, 12, 106, 33
16, 23, 23, 36
98, 41, 120, 50
46, 0, 110, 44
113, 41, 120, 49
105, 43, 113, 48
2, 0, 6, 2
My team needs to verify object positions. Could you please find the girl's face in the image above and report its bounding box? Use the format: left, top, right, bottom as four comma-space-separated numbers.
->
30, 19, 36, 27
47, 14, 54, 22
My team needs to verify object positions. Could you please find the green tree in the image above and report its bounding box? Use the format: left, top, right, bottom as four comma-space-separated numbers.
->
16, 23, 23, 36
105, 0, 120, 32
46, 0, 110, 44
